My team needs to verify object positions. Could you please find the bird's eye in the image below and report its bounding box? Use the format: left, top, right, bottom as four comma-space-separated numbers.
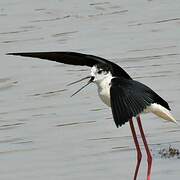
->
97, 70, 103, 74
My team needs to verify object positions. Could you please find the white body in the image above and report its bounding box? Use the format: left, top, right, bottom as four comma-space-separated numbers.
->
91, 66, 176, 123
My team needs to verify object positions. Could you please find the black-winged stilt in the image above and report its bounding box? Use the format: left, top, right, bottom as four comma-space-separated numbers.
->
7, 51, 176, 180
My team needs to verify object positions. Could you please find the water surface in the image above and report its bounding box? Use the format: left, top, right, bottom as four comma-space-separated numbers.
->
0, 0, 180, 179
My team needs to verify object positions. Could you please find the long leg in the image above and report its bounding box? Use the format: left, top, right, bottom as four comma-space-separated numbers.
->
137, 116, 152, 180
129, 118, 142, 180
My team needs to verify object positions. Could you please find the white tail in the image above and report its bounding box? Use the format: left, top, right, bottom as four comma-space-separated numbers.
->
144, 103, 177, 124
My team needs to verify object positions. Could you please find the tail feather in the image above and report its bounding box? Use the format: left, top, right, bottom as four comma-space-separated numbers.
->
145, 103, 177, 124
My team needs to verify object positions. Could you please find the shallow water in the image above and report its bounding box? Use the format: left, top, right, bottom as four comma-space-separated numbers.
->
0, 0, 180, 179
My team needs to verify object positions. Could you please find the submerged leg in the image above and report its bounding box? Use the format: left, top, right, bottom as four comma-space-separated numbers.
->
137, 116, 152, 180
129, 118, 142, 180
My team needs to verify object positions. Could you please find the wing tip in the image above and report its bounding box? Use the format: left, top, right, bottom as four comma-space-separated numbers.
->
6, 53, 14, 55
6, 52, 22, 56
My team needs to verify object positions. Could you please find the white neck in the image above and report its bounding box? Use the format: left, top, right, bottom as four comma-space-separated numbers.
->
95, 74, 112, 90
95, 74, 113, 107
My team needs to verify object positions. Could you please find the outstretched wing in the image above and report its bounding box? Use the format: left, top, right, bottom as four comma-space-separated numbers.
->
110, 78, 170, 127
7, 51, 131, 79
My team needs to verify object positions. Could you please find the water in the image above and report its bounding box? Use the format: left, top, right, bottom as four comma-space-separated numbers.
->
0, 0, 180, 179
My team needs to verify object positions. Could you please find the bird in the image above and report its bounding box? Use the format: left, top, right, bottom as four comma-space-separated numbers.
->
7, 51, 176, 180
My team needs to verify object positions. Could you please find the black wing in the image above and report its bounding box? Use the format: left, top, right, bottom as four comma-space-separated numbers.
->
7, 51, 131, 79
110, 78, 170, 128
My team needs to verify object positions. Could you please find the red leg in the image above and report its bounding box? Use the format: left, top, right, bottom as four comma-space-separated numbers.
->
137, 116, 152, 180
129, 118, 142, 180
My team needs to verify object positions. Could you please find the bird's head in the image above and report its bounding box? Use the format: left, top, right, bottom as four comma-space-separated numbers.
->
90, 64, 112, 83
67, 63, 112, 96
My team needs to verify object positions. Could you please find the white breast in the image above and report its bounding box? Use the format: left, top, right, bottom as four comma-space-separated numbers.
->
96, 76, 113, 107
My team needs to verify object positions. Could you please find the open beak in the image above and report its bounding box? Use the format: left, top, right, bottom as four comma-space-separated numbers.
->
67, 76, 94, 97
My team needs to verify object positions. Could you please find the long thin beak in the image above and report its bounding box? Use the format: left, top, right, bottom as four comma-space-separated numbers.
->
68, 76, 94, 97
67, 76, 91, 86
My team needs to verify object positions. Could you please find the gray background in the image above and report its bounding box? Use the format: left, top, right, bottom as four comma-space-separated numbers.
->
0, 0, 180, 179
